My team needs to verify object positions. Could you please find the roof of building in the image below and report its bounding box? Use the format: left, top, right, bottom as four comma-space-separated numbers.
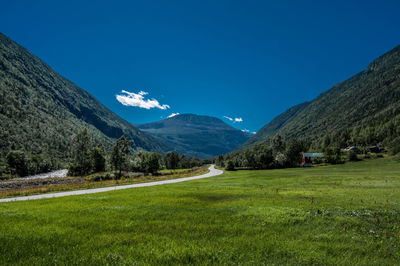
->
303, 152, 324, 157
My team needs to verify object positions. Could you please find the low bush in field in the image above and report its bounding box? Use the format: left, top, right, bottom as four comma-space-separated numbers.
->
87, 173, 116, 182
225, 160, 235, 171
87, 172, 144, 182
347, 151, 359, 161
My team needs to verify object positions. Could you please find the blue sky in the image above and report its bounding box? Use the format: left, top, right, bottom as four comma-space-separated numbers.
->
2, 0, 400, 133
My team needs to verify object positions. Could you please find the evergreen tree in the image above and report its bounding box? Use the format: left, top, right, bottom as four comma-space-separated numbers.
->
322, 135, 331, 148
225, 160, 235, 171
145, 153, 162, 174
253, 145, 274, 169
111, 135, 131, 176
243, 148, 256, 169
270, 134, 284, 153
389, 137, 400, 155
165, 152, 180, 169
69, 128, 92, 176
216, 155, 225, 167
6, 150, 28, 177
347, 150, 358, 161
324, 146, 342, 164
90, 144, 106, 172
285, 139, 307, 167
179, 154, 191, 168
190, 157, 202, 168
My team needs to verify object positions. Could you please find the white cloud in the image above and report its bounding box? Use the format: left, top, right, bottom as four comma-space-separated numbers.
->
167, 113, 180, 118
116, 90, 170, 110
223, 116, 243, 123
223, 116, 233, 121
242, 129, 256, 134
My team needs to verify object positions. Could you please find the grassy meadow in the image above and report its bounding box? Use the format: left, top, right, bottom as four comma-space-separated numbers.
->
1, 157, 400, 265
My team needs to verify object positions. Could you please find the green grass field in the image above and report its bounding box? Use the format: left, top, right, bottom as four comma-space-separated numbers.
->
1, 158, 400, 265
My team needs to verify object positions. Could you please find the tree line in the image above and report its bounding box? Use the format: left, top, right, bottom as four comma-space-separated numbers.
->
68, 129, 203, 177
305, 111, 400, 155
217, 135, 309, 170
3, 126, 394, 178
4, 151, 61, 177
1, 128, 204, 178
217, 132, 389, 171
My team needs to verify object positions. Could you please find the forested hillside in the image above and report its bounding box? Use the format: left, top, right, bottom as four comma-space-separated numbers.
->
0, 33, 167, 163
244, 44, 400, 150
244, 102, 310, 148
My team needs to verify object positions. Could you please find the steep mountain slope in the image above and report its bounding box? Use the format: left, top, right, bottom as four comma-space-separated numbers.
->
0, 33, 167, 160
135, 114, 251, 158
244, 101, 310, 147
244, 44, 400, 147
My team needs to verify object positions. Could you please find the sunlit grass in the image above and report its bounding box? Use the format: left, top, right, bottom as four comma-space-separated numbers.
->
1, 158, 399, 264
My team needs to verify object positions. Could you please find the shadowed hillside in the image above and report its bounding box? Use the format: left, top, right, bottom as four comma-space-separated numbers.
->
244, 44, 400, 149
0, 33, 168, 161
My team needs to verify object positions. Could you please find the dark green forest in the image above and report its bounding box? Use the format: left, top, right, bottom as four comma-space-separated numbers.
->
4, 128, 204, 178
0, 32, 169, 172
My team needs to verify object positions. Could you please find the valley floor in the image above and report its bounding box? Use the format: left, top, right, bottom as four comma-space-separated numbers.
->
0, 167, 209, 199
1, 158, 400, 264
0, 165, 222, 202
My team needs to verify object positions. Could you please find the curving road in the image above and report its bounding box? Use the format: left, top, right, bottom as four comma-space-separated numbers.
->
0, 165, 223, 203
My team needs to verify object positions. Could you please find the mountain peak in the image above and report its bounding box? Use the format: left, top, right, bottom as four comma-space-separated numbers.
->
135, 114, 250, 158
166, 113, 226, 125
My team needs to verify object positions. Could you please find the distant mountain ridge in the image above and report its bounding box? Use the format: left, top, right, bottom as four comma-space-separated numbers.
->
243, 44, 400, 148
135, 114, 251, 158
0, 32, 167, 160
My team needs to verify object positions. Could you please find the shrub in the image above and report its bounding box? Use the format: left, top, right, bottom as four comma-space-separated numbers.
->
165, 152, 180, 170
285, 139, 308, 167
389, 137, 400, 155
6, 150, 28, 177
90, 146, 106, 173
347, 151, 359, 161
88, 173, 117, 182
145, 153, 162, 174
111, 135, 131, 175
67, 164, 83, 177
324, 146, 343, 164
274, 152, 287, 168
28, 154, 57, 175
225, 160, 235, 171
216, 155, 225, 167
313, 157, 323, 164
130, 152, 162, 174
70, 128, 92, 176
